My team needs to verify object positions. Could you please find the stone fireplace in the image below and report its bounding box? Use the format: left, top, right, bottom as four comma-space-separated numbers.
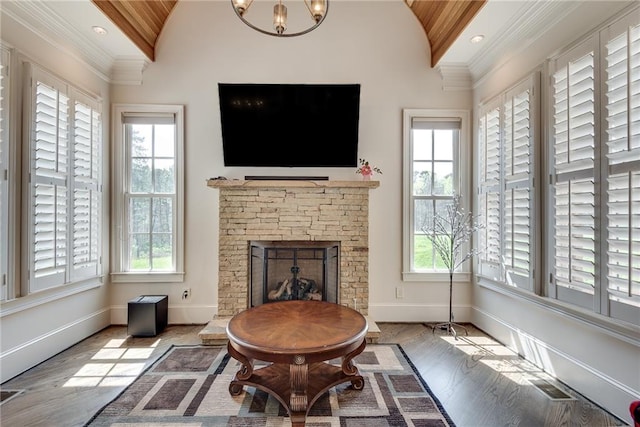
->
207, 179, 379, 317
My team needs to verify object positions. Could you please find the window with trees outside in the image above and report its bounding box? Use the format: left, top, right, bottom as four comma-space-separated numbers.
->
402, 109, 470, 281
112, 105, 184, 283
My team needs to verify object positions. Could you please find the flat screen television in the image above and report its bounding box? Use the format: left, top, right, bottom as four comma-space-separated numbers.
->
218, 83, 360, 167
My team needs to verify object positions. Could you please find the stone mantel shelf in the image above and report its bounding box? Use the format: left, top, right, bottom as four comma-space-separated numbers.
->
207, 179, 380, 189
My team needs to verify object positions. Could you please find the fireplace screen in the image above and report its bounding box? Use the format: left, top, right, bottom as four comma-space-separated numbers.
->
249, 241, 339, 307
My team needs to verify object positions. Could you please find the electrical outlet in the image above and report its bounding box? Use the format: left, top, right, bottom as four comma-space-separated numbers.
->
182, 288, 191, 299
396, 287, 404, 299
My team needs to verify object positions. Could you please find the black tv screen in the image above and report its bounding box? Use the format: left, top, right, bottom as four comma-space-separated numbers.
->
218, 83, 360, 167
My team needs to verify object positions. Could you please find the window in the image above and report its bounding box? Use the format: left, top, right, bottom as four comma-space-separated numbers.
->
475, 7, 639, 328
503, 84, 536, 291
546, 11, 639, 325
477, 76, 537, 292
478, 100, 502, 278
602, 16, 640, 323
0, 45, 9, 301
112, 105, 184, 283
402, 109, 470, 281
548, 37, 597, 309
26, 65, 103, 293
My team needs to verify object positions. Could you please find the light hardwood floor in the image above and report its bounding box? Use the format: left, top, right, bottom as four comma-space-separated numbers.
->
0, 323, 628, 426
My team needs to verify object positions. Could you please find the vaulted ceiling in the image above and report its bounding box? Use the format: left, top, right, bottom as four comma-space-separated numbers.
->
91, 0, 486, 66
406, 0, 487, 67
91, 0, 177, 61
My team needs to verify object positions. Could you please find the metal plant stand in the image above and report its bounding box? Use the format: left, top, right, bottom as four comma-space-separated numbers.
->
431, 273, 468, 339
420, 195, 481, 341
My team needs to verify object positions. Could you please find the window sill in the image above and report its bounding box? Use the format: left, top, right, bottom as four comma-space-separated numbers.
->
402, 271, 471, 283
110, 271, 185, 284
0, 277, 103, 317
477, 276, 640, 345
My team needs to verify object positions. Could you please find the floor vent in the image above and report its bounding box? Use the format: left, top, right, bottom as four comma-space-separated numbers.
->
530, 379, 574, 400
0, 389, 24, 404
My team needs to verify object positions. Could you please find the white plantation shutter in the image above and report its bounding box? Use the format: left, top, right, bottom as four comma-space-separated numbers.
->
606, 173, 640, 295
31, 72, 69, 290
72, 96, 101, 279
477, 76, 536, 290
603, 17, 640, 323
28, 66, 103, 292
605, 23, 640, 160
478, 103, 501, 279
503, 82, 535, 290
549, 39, 597, 308
0, 46, 9, 301
553, 54, 596, 173
504, 91, 532, 177
554, 179, 596, 289
543, 9, 640, 325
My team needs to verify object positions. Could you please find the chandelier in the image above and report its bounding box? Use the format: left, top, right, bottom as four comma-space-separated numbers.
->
232, 0, 328, 37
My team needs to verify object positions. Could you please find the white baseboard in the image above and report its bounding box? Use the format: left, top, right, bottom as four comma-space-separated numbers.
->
368, 303, 471, 323
0, 309, 110, 383
472, 307, 636, 422
109, 304, 217, 325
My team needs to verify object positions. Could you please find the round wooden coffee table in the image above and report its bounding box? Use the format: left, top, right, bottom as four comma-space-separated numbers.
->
226, 300, 368, 426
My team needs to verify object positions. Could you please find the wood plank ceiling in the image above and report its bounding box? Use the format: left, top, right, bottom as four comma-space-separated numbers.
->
91, 0, 177, 61
91, 0, 486, 67
406, 0, 487, 67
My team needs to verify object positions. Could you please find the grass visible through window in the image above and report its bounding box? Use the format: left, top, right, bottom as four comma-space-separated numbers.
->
414, 235, 448, 270
131, 257, 172, 271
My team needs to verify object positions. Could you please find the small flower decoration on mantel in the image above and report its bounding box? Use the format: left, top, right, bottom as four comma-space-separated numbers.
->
356, 158, 382, 181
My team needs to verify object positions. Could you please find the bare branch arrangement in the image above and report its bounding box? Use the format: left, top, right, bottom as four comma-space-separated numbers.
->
422, 194, 483, 338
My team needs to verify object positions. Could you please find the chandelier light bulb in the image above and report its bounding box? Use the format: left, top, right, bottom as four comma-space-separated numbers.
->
310, 0, 325, 22
273, 3, 287, 34
233, 0, 252, 16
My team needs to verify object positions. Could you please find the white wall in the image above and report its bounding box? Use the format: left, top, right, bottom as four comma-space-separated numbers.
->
108, 0, 474, 325
471, 2, 640, 421
0, 12, 111, 383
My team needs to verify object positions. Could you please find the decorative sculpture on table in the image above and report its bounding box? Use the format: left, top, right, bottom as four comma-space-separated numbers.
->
422, 194, 482, 339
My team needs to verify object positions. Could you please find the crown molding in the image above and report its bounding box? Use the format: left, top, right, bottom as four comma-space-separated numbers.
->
110, 58, 148, 85
1, 0, 147, 85
468, 0, 581, 84
436, 64, 472, 91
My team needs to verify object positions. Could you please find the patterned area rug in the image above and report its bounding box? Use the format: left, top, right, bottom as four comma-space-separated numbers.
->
85, 344, 455, 426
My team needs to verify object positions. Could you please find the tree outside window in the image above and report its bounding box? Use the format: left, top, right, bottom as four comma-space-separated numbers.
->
127, 123, 176, 271
412, 127, 457, 271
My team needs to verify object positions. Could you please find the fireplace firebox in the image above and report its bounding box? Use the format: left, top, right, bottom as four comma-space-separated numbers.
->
249, 241, 339, 307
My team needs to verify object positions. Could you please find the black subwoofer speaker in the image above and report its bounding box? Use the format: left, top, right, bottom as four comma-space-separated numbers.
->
127, 295, 168, 337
